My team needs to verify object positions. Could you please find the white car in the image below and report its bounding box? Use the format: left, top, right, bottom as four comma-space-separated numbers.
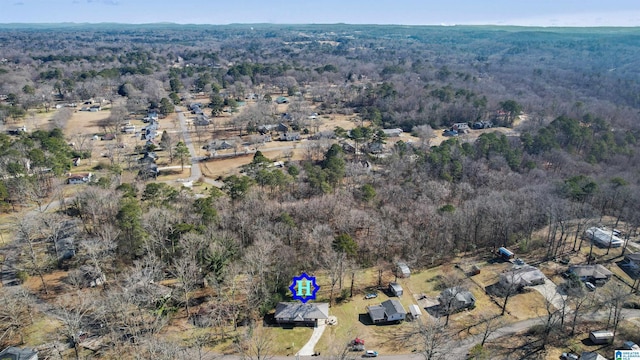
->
364, 350, 378, 357
585, 282, 596, 291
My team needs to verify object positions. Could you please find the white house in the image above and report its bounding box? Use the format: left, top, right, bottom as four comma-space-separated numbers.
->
584, 227, 624, 248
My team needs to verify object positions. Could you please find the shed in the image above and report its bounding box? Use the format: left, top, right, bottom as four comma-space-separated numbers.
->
389, 282, 403, 296
498, 247, 514, 260
409, 304, 422, 319
589, 330, 614, 344
580, 352, 608, 360
396, 262, 411, 278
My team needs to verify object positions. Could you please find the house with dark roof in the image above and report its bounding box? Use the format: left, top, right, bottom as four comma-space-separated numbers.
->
67, 172, 93, 184
0, 346, 38, 360
138, 164, 159, 180
569, 265, 613, 284
624, 252, 640, 271
367, 299, 406, 324
280, 132, 300, 141
438, 287, 476, 313
274, 302, 329, 327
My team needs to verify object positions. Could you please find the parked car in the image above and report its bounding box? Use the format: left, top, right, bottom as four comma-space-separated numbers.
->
561, 353, 579, 360
622, 341, 640, 350
443, 130, 458, 137
364, 350, 378, 357
585, 282, 596, 291
364, 293, 378, 300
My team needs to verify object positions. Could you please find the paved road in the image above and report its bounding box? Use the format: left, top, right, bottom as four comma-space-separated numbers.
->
176, 108, 202, 182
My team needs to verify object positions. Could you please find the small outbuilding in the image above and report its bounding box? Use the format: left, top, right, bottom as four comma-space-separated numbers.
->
589, 330, 614, 345
498, 247, 514, 260
396, 262, 411, 278
580, 352, 608, 360
409, 304, 422, 320
389, 282, 403, 296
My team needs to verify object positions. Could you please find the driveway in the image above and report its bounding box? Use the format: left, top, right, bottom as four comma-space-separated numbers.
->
531, 278, 567, 311
296, 323, 326, 356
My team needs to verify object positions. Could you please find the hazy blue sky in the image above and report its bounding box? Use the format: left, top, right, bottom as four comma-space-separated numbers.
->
2, 0, 640, 26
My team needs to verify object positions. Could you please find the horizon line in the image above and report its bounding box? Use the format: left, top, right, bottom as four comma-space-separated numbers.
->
0, 22, 639, 29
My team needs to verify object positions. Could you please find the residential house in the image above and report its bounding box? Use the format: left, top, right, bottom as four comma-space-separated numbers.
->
67, 173, 93, 184
205, 139, 235, 151
121, 125, 136, 134
438, 287, 476, 313
452, 123, 470, 133
367, 299, 407, 324
280, 132, 300, 141
584, 227, 624, 248
389, 282, 403, 296
138, 164, 159, 179
499, 266, 546, 289
78, 265, 106, 288
396, 262, 411, 278
274, 302, 329, 327
569, 265, 613, 284
194, 114, 210, 126
382, 128, 403, 137
0, 346, 38, 360
342, 142, 357, 153
138, 154, 157, 165
365, 142, 384, 154
257, 124, 275, 134
473, 121, 493, 129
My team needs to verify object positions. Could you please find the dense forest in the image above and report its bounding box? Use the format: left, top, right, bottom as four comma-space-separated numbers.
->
1, 24, 640, 359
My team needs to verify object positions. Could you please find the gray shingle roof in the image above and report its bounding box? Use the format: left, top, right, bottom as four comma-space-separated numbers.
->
569, 265, 613, 279
381, 299, 406, 317
274, 302, 329, 321
367, 304, 386, 322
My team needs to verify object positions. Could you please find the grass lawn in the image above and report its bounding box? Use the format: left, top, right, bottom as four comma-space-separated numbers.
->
23, 315, 63, 346
263, 326, 314, 355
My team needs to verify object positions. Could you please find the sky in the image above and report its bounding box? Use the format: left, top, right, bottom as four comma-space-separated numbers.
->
1, 0, 640, 26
